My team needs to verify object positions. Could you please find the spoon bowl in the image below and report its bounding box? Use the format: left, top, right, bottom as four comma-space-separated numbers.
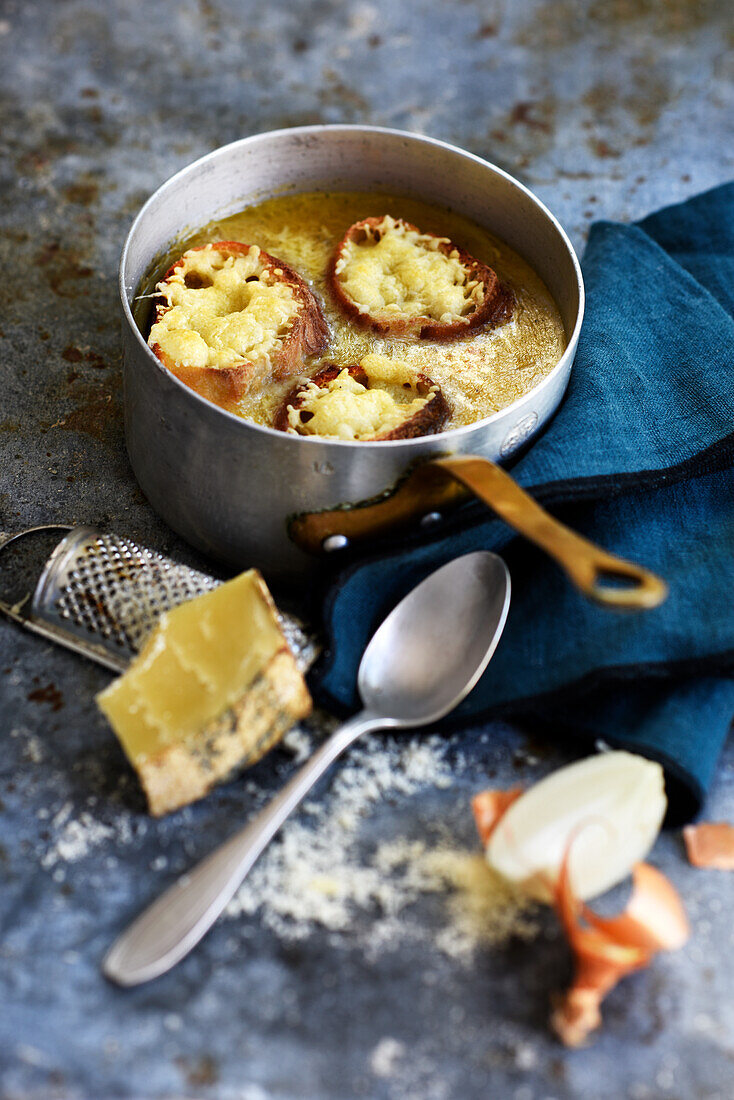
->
359, 552, 511, 725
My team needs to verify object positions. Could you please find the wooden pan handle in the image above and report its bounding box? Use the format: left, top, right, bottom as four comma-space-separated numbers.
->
434, 456, 667, 610
289, 455, 668, 612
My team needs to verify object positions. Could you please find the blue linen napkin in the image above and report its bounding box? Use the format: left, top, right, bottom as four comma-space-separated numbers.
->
310, 182, 734, 824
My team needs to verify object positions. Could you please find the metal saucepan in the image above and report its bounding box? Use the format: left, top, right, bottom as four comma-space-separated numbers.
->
119, 126, 665, 609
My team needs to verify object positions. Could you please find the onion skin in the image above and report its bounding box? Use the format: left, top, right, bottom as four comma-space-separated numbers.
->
551, 856, 690, 1048
470, 761, 687, 1048
683, 822, 734, 870
471, 788, 523, 847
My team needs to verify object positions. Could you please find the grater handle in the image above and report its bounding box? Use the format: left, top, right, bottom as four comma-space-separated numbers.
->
0, 525, 230, 674
0, 525, 130, 673
0, 525, 73, 586
0, 525, 73, 627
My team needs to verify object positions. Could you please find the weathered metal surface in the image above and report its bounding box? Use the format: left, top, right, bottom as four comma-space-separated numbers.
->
1, 0, 733, 1097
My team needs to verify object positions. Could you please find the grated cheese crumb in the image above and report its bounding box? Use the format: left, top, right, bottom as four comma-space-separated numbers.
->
41, 813, 116, 868
371, 1038, 406, 1078
225, 733, 538, 959
281, 725, 313, 763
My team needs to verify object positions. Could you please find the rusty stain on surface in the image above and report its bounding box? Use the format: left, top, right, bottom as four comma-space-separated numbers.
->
516, 0, 728, 48
62, 346, 107, 369
175, 1055, 219, 1089
318, 69, 370, 114
509, 101, 553, 133
63, 178, 100, 206
1, 228, 29, 245
48, 361, 122, 441
120, 187, 154, 216
485, 97, 557, 166
27, 682, 64, 711
589, 0, 727, 33
59, 390, 118, 441
583, 69, 675, 131
197, 0, 222, 33
15, 134, 80, 175
590, 138, 621, 158
36, 241, 94, 297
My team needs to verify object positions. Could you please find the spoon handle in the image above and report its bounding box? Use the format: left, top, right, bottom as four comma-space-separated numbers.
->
103, 710, 381, 986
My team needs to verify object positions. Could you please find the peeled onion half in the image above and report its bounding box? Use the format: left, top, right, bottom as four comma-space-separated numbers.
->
485, 752, 667, 902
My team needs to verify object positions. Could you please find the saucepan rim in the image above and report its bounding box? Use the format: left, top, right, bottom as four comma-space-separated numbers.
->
119, 123, 585, 450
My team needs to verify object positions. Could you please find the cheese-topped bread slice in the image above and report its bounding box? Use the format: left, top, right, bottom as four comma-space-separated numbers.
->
96, 569, 312, 816
328, 215, 513, 339
148, 241, 329, 406
274, 353, 449, 441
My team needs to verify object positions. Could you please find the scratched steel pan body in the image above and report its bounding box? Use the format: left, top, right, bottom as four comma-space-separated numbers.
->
119, 126, 584, 580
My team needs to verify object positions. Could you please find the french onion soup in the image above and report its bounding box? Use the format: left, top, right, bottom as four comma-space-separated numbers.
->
141, 191, 566, 440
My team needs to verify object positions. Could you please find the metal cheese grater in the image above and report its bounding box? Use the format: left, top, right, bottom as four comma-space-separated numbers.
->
0, 525, 317, 674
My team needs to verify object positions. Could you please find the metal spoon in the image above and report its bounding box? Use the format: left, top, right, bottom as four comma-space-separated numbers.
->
103, 550, 511, 986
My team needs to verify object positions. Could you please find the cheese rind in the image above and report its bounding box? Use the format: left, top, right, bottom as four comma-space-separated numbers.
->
136, 651, 311, 816
96, 570, 312, 815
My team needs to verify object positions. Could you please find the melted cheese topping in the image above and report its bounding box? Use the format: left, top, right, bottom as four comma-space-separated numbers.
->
96, 570, 285, 765
140, 192, 567, 430
148, 244, 298, 370
287, 353, 433, 441
334, 215, 483, 323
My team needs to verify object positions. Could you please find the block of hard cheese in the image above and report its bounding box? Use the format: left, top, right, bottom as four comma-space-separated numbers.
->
96, 569, 311, 815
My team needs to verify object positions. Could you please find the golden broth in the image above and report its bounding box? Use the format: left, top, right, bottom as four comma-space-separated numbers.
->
153, 190, 567, 431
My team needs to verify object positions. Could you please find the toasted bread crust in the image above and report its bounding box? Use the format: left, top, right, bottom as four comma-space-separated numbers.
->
150, 241, 329, 404
274, 361, 450, 441
327, 217, 513, 339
